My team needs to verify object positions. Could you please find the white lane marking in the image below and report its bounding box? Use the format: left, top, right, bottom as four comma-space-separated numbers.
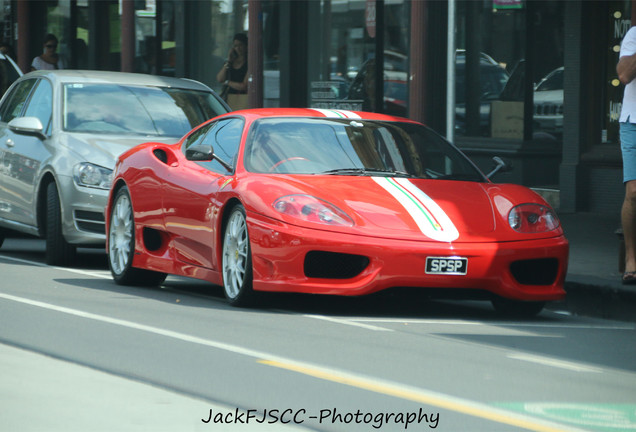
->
303, 314, 393, 332
0, 254, 111, 279
0, 292, 590, 432
507, 353, 604, 373
348, 318, 635, 331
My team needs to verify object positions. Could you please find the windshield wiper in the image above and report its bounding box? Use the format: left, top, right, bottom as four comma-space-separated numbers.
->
321, 168, 416, 177
435, 173, 484, 182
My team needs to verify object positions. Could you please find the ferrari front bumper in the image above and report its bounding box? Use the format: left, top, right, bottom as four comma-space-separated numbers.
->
248, 213, 568, 302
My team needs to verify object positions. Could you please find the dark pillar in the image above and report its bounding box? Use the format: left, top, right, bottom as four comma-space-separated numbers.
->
280, 0, 308, 107
121, 0, 134, 72
560, 1, 584, 212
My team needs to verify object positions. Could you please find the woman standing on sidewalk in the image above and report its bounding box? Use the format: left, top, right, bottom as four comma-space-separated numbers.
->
216, 33, 248, 110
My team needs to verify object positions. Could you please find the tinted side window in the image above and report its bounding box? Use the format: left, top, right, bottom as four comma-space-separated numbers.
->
183, 122, 214, 151
23, 79, 53, 134
0, 79, 37, 123
196, 118, 244, 174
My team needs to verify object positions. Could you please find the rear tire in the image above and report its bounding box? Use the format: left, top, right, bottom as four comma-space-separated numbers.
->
491, 296, 545, 318
108, 186, 166, 286
222, 205, 256, 306
46, 182, 76, 266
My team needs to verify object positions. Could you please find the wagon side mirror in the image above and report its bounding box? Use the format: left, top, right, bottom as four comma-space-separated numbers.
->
8, 117, 46, 140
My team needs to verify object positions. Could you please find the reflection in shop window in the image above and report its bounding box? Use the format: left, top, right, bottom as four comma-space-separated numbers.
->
455, 1, 563, 141
305, 1, 410, 115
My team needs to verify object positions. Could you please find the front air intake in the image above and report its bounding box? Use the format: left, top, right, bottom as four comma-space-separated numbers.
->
510, 258, 559, 285
304, 251, 369, 279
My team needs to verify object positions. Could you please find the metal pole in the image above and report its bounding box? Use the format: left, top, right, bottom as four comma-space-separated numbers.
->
446, 0, 456, 143
248, 0, 263, 108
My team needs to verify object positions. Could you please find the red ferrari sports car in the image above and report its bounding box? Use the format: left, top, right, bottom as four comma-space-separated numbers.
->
105, 108, 568, 316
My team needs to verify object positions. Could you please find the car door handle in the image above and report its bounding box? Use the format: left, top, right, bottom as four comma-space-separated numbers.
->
5, 139, 14, 148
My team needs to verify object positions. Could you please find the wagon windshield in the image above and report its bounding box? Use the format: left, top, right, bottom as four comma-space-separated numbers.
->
244, 117, 486, 181
62, 83, 226, 137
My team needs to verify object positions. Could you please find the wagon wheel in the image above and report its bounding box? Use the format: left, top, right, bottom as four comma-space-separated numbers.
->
45, 182, 76, 266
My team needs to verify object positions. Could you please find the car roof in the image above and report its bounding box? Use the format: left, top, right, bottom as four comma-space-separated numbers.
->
220, 107, 419, 124
18, 70, 213, 92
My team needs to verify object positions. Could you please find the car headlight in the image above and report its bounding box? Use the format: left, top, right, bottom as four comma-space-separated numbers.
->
73, 163, 113, 190
273, 194, 354, 227
508, 203, 559, 233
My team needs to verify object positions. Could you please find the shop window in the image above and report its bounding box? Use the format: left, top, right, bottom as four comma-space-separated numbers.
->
303, 0, 410, 115
455, 1, 564, 142
42, 0, 73, 69
187, 0, 248, 95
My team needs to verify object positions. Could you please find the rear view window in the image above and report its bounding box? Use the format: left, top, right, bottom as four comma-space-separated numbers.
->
63, 83, 225, 137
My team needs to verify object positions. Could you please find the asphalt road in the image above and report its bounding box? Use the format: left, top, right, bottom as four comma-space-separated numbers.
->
1, 236, 635, 432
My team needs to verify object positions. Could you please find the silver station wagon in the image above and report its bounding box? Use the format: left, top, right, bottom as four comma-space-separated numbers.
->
0, 70, 229, 266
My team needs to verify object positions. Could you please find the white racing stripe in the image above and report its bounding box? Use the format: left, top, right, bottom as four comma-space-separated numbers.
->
373, 176, 459, 242
311, 108, 361, 119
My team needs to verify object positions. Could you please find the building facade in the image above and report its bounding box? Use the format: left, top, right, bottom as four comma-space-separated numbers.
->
6, 0, 632, 215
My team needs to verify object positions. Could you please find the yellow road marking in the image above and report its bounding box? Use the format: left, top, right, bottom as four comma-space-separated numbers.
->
259, 359, 587, 432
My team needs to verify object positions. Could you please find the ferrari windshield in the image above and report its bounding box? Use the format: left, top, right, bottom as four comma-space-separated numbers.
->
63, 83, 225, 136
244, 117, 486, 181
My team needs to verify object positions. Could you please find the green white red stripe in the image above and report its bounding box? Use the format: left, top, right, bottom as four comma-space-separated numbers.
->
373, 177, 459, 242
312, 109, 361, 119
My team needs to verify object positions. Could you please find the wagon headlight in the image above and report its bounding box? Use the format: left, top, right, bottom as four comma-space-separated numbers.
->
73, 163, 113, 190
508, 203, 559, 233
273, 194, 354, 227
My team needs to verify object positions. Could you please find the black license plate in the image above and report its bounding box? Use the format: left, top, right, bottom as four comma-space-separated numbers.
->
425, 257, 467, 275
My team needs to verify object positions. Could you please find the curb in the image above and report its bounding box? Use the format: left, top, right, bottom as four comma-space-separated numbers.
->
548, 279, 636, 323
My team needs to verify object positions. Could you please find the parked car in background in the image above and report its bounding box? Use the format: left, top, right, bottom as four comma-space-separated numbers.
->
106, 108, 568, 316
347, 50, 510, 127
455, 52, 510, 136
0, 70, 229, 265
533, 67, 564, 137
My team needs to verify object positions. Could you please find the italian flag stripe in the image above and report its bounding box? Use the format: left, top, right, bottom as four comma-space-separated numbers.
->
373, 177, 459, 242
312, 109, 361, 119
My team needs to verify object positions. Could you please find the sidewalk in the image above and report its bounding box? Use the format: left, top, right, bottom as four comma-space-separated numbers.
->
557, 212, 636, 322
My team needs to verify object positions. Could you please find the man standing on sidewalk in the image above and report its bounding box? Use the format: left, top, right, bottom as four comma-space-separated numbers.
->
617, 26, 636, 284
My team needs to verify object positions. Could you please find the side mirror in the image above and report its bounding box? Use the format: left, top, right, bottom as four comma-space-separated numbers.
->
185, 144, 214, 161
487, 156, 513, 179
185, 144, 233, 172
8, 117, 46, 140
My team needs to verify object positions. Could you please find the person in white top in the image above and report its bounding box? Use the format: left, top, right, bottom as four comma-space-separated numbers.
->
31, 34, 65, 71
617, 26, 636, 284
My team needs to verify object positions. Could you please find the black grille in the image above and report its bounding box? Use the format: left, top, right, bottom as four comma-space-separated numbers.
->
304, 251, 369, 279
74, 210, 105, 234
510, 258, 559, 285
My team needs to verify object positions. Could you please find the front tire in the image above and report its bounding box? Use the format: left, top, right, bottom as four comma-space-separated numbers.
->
222, 205, 256, 306
491, 296, 545, 318
108, 186, 166, 286
46, 182, 76, 266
